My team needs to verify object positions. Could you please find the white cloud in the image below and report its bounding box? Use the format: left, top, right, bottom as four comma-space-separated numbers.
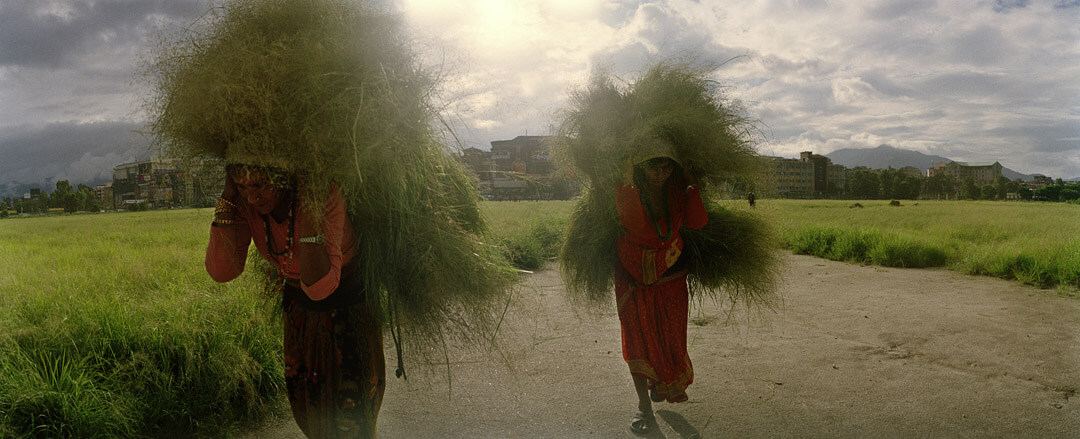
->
1, 0, 1078, 185
831, 77, 880, 105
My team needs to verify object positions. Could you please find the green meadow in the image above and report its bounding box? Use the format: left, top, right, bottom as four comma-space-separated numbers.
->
1, 199, 1076, 436
759, 200, 1080, 291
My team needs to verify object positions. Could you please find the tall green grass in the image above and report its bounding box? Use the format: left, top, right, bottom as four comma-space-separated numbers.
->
0, 210, 284, 438
481, 201, 573, 271
0, 202, 573, 437
762, 200, 1080, 289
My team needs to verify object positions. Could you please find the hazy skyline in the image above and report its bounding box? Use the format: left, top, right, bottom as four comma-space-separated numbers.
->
1, 0, 1078, 190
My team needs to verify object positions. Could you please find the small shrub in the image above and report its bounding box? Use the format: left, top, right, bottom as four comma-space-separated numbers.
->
785, 227, 946, 268
500, 234, 544, 270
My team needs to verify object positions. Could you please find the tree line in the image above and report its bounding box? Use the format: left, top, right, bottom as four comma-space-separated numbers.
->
1, 180, 102, 217
844, 168, 1079, 201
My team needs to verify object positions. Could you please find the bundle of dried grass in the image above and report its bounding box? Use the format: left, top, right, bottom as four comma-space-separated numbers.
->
553, 61, 778, 309
145, 0, 514, 350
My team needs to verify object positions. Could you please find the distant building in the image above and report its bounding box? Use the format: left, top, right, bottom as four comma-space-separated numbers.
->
1031, 174, 1053, 185
759, 151, 846, 197
458, 135, 575, 200
112, 159, 183, 208
927, 161, 1002, 186
92, 183, 113, 211
489, 136, 555, 176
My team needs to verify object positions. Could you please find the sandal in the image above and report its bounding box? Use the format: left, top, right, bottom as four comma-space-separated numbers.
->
630, 410, 655, 435
649, 388, 663, 403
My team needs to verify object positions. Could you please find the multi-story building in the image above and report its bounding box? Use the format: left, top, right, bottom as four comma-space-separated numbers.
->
112, 159, 184, 208
759, 151, 845, 197
461, 147, 496, 182
93, 182, 114, 211
459, 135, 571, 200
1031, 174, 1054, 185
927, 161, 1002, 186
488, 135, 555, 176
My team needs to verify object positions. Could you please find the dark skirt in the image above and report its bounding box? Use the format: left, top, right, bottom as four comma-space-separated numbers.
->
282, 276, 385, 439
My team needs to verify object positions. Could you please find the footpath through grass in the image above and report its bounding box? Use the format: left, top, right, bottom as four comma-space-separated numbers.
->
758, 200, 1080, 291
1, 199, 1074, 436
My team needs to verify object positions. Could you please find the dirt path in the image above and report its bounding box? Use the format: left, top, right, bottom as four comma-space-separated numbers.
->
244, 254, 1079, 438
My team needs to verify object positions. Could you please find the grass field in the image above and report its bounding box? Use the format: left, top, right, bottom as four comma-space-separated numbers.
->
758, 199, 1080, 291
1, 199, 1076, 436
0, 209, 282, 438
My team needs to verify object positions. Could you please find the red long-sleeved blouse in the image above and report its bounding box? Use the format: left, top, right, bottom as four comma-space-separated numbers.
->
205, 184, 356, 300
615, 181, 707, 286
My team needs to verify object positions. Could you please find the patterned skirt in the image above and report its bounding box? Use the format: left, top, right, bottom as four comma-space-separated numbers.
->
282, 278, 385, 439
615, 268, 693, 403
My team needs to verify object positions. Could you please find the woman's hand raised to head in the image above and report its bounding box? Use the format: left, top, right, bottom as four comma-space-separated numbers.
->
681, 163, 697, 187
221, 173, 240, 203
621, 158, 635, 184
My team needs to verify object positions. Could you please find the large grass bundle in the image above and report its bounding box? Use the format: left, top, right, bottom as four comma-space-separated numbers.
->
145, 0, 514, 351
553, 61, 778, 308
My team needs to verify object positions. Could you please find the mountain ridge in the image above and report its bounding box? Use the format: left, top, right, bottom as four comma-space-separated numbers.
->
824, 144, 1034, 181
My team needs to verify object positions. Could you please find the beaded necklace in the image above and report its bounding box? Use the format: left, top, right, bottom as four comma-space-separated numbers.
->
640, 183, 672, 241
262, 197, 295, 296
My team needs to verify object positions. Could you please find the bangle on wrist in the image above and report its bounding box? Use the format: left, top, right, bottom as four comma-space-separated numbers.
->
298, 234, 324, 245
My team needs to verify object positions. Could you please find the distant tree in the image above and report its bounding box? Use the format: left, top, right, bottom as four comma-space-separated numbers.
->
1056, 178, 1065, 186
899, 173, 922, 199
994, 176, 1011, 200
36, 191, 49, 211
848, 169, 880, 199
980, 184, 996, 200
51, 180, 79, 212
1062, 188, 1080, 202
1019, 186, 1033, 201
879, 168, 896, 199
76, 185, 101, 212
923, 174, 943, 198
1034, 185, 1061, 202
961, 177, 980, 200
943, 175, 958, 198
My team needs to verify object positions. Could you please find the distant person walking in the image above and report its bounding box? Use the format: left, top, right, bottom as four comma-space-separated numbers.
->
748, 191, 756, 208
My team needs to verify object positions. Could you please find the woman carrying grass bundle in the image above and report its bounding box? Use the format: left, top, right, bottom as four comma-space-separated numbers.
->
147, 0, 515, 437
616, 153, 707, 434
207, 163, 382, 437
553, 61, 779, 436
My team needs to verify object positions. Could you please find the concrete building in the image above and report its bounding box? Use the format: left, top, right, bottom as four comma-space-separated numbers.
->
759, 151, 846, 197
927, 161, 1002, 186
1031, 174, 1054, 185
112, 159, 183, 208
93, 182, 114, 211
489, 136, 555, 176
458, 135, 575, 200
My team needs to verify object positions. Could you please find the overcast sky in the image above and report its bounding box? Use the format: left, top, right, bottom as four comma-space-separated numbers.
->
1, 0, 1078, 189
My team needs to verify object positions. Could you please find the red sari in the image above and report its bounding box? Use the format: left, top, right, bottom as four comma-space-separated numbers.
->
615, 181, 707, 403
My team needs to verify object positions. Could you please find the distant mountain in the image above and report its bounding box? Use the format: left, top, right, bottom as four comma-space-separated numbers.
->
825, 144, 951, 171
824, 144, 1034, 181
1000, 167, 1033, 182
